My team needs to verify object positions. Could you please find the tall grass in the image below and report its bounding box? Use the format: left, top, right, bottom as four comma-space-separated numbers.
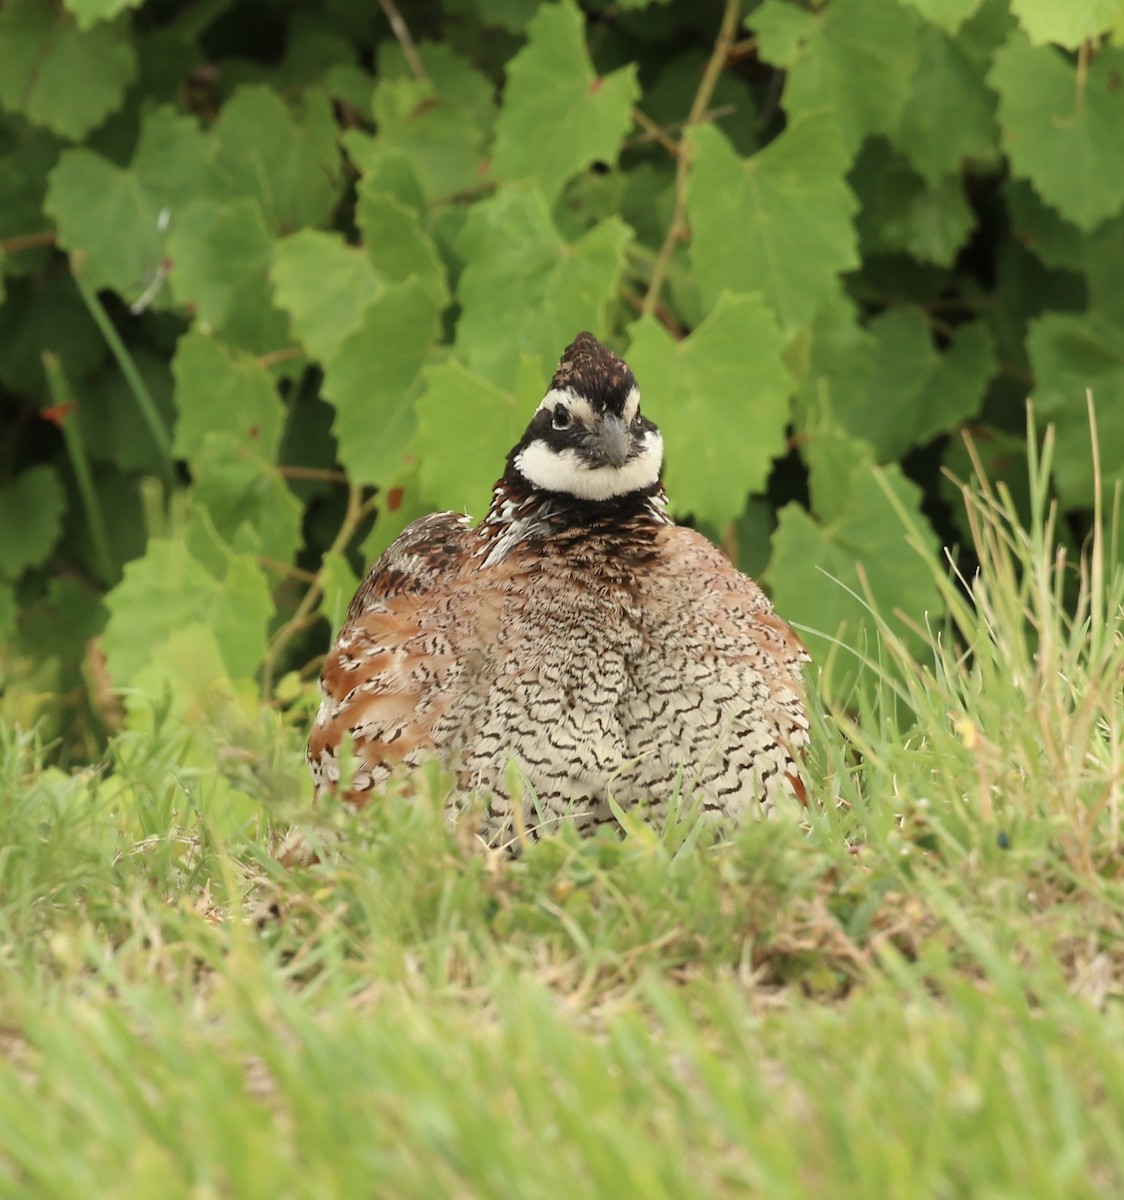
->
0, 413, 1120, 1197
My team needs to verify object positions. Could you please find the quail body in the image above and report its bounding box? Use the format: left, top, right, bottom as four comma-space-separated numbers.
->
309, 333, 810, 844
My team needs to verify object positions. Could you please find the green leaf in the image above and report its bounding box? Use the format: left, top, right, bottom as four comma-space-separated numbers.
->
355, 186, 449, 308
687, 115, 860, 332
897, 0, 984, 32
168, 198, 288, 354
804, 306, 992, 462
753, 0, 922, 154
102, 537, 273, 685
990, 36, 1124, 231
893, 25, 999, 182
1009, 0, 1124, 48
79, 348, 174, 475
319, 552, 361, 641
492, 0, 639, 202
45, 106, 218, 305
0, 128, 60, 277
377, 40, 498, 138
455, 187, 632, 384
1005, 179, 1085, 271
62, 0, 145, 29
415, 357, 547, 515
626, 293, 792, 529
1027, 313, 1124, 508
172, 331, 286, 464
191, 433, 304, 567
0, 274, 105, 396
271, 230, 382, 364
853, 143, 976, 267
765, 431, 942, 692
0, 1, 136, 140
210, 86, 342, 232
321, 280, 442, 488
0, 583, 15, 642
0, 466, 66, 580
45, 150, 166, 301
369, 76, 489, 205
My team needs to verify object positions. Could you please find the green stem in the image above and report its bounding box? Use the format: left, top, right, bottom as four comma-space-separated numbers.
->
71, 260, 175, 493
41, 352, 117, 586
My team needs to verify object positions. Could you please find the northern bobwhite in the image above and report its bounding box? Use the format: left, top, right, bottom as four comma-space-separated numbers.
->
309, 332, 810, 844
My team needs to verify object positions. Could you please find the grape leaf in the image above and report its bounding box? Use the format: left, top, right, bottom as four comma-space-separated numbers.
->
45, 150, 168, 302
168, 198, 289, 354
853, 143, 976, 267
63, 0, 145, 30
415, 356, 547, 515
0, 1, 136, 140
492, 0, 639, 202
800, 305, 993, 462
990, 36, 1124, 231
0, 274, 105, 396
897, 0, 984, 31
319, 552, 361, 641
172, 330, 286, 464
210, 86, 342, 233
1009, 0, 1124, 48
626, 293, 792, 529
0, 128, 60, 279
355, 185, 450, 307
0, 584, 15, 642
0, 466, 66, 579
753, 0, 922, 154
191, 433, 304, 566
687, 115, 859, 332
102, 538, 273, 685
321, 280, 442, 488
377, 40, 498, 139
765, 430, 942, 692
1027, 312, 1124, 508
45, 106, 218, 304
271, 230, 381, 363
893, 26, 1000, 182
455, 187, 632, 384
369, 76, 489, 204
79, 348, 174, 474
124, 622, 245, 736
1005, 179, 1085, 271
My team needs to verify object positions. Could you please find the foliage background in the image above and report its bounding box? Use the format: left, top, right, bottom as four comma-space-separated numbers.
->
1, 0, 1123, 766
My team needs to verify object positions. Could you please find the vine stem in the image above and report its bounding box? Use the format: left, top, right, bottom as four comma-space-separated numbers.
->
376, 0, 427, 81
261, 484, 376, 699
41, 352, 117, 586
641, 0, 743, 322
71, 257, 175, 493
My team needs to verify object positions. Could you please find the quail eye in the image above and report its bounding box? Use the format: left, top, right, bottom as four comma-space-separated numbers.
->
552, 406, 572, 430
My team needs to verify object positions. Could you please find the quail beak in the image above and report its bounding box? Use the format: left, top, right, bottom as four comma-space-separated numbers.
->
584, 413, 631, 469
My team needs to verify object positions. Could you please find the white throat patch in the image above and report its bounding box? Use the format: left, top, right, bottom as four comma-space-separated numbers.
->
514, 431, 664, 501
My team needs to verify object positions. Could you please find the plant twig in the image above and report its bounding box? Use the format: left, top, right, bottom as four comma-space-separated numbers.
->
262, 485, 377, 698
41, 352, 117, 586
2, 230, 56, 255
623, 105, 736, 152
257, 346, 306, 370
71, 257, 175, 492
277, 466, 350, 483
377, 0, 427, 82
630, 107, 682, 158
641, 0, 743, 321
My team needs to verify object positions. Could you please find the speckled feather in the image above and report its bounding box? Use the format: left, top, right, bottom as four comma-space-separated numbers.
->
309, 333, 810, 845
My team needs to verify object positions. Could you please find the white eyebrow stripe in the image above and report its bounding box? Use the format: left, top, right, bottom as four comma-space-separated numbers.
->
535, 388, 596, 427
621, 386, 641, 424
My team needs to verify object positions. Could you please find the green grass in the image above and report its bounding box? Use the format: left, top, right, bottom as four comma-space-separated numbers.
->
1, 423, 1122, 1198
